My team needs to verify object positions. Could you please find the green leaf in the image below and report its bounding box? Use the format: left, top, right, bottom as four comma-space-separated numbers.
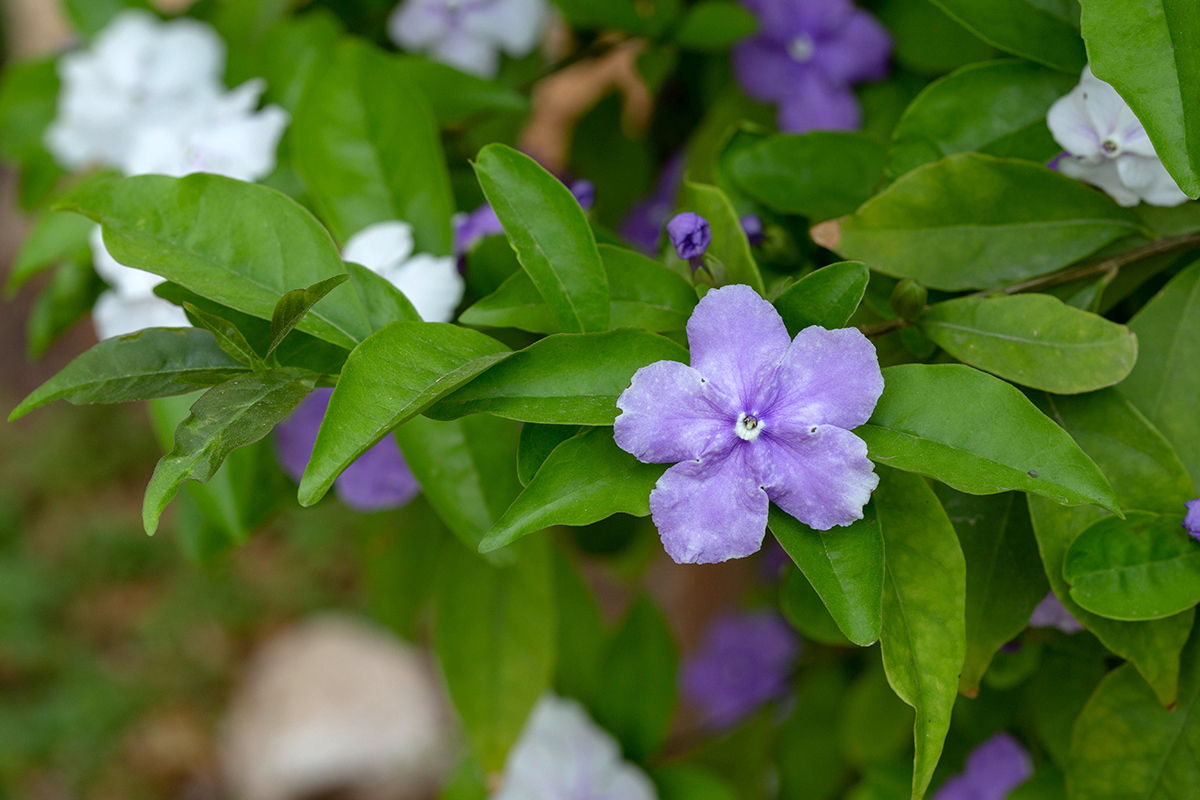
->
779, 666, 852, 800
728, 133, 887, 222
874, 0, 996, 78
291, 39, 455, 254
825, 154, 1144, 291
1079, 0, 1200, 199
675, 182, 766, 294
345, 261, 422, 329
1026, 646, 1108, 769
24, 260, 105, 359
143, 369, 315, 535
1064, 512, 1200, 621
888, 60, 1078, 180
918, 294, 1139, 394
876, 467, 966, 800
59, 174, 372, 349
480, 428, 666, 553
460, 244, 697, 333
11, 328, 247, 420
769, 504, 884, 646
435, 538, 556, 771
61, 0, 153, 36
7, 211, 95, 294
1068, 626, 1200, 799
517, 424, 580, 487
1027, 389, 1195, 706
427, 329, 688, 425
182, 303, 266, 369
473, 144, 610, 333
673, 1, 758, 51
779, 567, 853, 646
839, 650, 915, 768
360, 497, 449, 639
858, 364, 1119, 512
936, 488, 1048, 695
0, 58, 60, 164
552, 548, 608, 707
926, 0, 1086, 72
591, 596, 676, 760
267, 274, 350, 356
773, 261, 869, 335
298, 322, 511, 506
654, 765, 738, 800
1121, 259, 1200, 490
396, 56, 528, 128
257, 10, 342, 114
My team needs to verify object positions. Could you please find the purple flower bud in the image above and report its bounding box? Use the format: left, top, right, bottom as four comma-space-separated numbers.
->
1185, 499, 1200, 540
667, 212, 712, 265
740, 213, 764, 246
570, 179, 596, 211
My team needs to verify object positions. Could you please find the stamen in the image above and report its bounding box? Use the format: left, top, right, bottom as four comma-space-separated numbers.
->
1102, 139, 1119, 154
735, 412, 763, 441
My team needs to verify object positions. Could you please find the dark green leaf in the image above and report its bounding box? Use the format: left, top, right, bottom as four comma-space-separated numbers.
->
926, 0, 1086, 72
654, 765, 738, 800
360, 497, 449, 639
517, 424, 581, 486
673, 1, 758, 51
267, 274, 350, 356
918, 294, 1138, 394
61, 0, 153, 36
780, 567, 853, 646
182, 303, 265, 369
779, 666, 852, 800
552, 548, 608, 707
839, 651, 915, 767
874, 0, 995, 77
257, 10, 342, 113
1025, 646, 1107, 769
25, 260, 104, 359
674, 182, 766, 294
396, 56, 528, 127
7, 211, 94, 294
773, 261, 869, 335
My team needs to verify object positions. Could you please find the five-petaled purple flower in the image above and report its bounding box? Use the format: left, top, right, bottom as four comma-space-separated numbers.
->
1184, 500, 1200, 541
275, 389, 420, 513
733, 0, 892, 133
614, 284, 884, 564
681, 611, 801, 729
931, 733, 1032, 800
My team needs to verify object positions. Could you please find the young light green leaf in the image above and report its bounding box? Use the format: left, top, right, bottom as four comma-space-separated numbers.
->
183, 303, 266, 370
769, 503, 884, 646
674, 182, 766, 294
427, 329, 689, 425
823, 154, 1144, 291
299, 322, 512, 506
919, 294, 1139, 394
876, 467, 966, 800
673, 1, 757, 50
144, 369, 316, 535
772, 261, 869, 335
858, 364, 1119, 512
926, 0, 1086, 72
11, 328, 248, 420
267, 274, 350, 356
6, 210, 94, 294
517, 424, 582, 486
473, 144, 610, 333
480, 428, 666, 553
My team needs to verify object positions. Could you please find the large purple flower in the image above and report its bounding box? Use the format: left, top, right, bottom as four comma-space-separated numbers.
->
932, 733, 1032, 800
615, 285, 883, 564
681, 611, 801, 729
733, 0, 892, 133
275, 389, 420, 513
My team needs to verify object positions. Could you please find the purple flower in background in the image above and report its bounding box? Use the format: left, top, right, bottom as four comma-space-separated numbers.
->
741, 214, 765, 246
932, 733, 1033, 800
733, 0, 892, 133
455, 178, 595, 256
1184, 500, 1200, 541
614, 285, 883, 564
620, 153, 686, 254
1029, 592, 1084, 635
681, 612, 801, 729
275, 389, 420, 513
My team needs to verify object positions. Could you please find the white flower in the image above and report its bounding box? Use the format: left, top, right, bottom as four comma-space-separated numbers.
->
490, 694, 657, 800
89, 226, 189, 341
343, 221, 464, 323
45, 10, 227, 171
1047, 66, 1189, 208
388, 0, 549, 79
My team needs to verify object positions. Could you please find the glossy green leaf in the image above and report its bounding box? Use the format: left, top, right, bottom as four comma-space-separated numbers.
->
926, 0, 1086, 72
876, 467, 966, 800
291, 39, 454, 254
59, 173, 372, 349
779, 567, 853, 646
773, 261, 869, 335
517, 424, 580, 487
11, 328, 247, 420
427, 329, 688, 425
267, 275, 350, 356
480, 428, 666, 553
1079, 0, 1200, 199
936, 488, 1048, 695
1027, 389, 1195, 706
345, 261, 422, 329
24, 260, 104, 359
674, 1, 758, 50
858, 364, 1118, 512
473, 144, 609, 333
769, 504, 883, 646
729, 133, 886, 222
1064, 512, 1200, 621
919, 294, 1138, 394
435, 538, 556, 771
888, 60, 1077, 179
6, 211, 94, 294
143, 369, 315, 535
826, 154, 1144, 291
676, 182, 766, 294
397, 56, 528, 127
299, 322, 511, 506
182, 303, 266, 369
1122, 260, 1200, 489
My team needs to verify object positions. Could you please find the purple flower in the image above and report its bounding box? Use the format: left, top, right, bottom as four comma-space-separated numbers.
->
1028, 592, 1084, 635
932, 733, 1032, 800
741, 214, 765, 246
732, 0, 892, 134
667, 213, 712, 261
614, 285, 884, 564
275, 389, 420, 513
620, 153, 686, 255
1184, 500, 1200, 540
681, 611, 800, 729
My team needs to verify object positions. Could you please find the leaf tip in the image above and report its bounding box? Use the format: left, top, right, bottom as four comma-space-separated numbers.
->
810, 219, 842, 250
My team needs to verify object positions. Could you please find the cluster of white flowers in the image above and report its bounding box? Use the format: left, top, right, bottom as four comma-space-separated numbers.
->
388, 0, 549, 79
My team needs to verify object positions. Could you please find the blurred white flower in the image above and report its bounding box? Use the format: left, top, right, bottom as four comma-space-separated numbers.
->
343, 221, 464, 323
490, 694, 658, 800
1048, 66, 1189, 208
388, 0, 549, 79
90, 226, 188, 341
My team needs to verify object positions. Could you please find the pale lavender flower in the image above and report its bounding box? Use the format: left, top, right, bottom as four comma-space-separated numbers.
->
1185, 500, 1200, 541
681, 611, 800, 729
932, 733, 1032, 800
620, 153, 686, 254
275, 389, 420, 513
732, 0, 892, 133
388, 0, 549, 79
1029, 592, 1084, 635
615, 284, 883, 564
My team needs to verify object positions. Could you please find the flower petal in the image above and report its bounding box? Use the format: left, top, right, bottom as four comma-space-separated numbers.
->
614, 360, 735, 463
1047, 83, 1103, 159
334, 435, 421, 512
343, 221, 416, 273
389, 0, 452, 50
818, 9, 892, 85
649, 445, 769, 564
1115, 154, 1190, 207
1059, 157, 1141, 206
463, 0, 547, 56
732, 37, 799, 102
767, 325, 883, 430
776, 69, 862, 133
758, 424, 878, 531
686, 284, 791, 408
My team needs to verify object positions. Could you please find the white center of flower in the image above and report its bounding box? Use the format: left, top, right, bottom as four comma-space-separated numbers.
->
788, 35, 815, 63
735, 412, 763, 442
1102, 138, 1120, 156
